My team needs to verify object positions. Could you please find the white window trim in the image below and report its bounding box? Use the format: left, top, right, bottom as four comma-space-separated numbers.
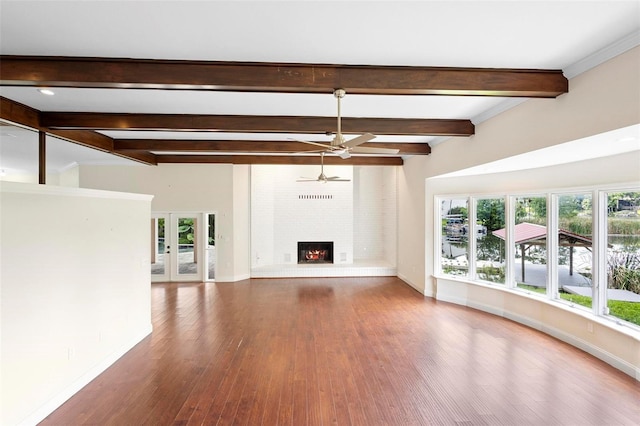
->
435, 182, 640, 331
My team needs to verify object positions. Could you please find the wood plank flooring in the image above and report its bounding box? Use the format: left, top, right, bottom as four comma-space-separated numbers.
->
40, 277, 640, 425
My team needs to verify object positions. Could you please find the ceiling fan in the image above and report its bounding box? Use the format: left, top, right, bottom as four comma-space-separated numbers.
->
294, 89, 399, 159
297, 152, 350, 183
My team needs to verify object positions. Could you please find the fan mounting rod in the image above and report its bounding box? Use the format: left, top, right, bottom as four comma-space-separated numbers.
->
317, 152, 328, 182
333, 89, 346, 146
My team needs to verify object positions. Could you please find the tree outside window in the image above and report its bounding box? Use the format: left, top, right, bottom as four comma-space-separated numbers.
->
440, 198, 469, 277
606, 192, 640, 325
476, 198, 506, 284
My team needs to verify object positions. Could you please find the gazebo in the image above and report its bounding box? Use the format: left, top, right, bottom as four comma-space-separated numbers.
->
492, 222, 593, 282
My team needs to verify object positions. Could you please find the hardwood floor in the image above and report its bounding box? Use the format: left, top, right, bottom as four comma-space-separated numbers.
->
41, 277, 639, 425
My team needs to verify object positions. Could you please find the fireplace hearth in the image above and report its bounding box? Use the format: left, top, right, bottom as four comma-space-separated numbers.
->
298, 241, 334, 264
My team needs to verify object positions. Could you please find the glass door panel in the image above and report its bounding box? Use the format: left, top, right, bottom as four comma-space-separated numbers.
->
151, 212, 207, 282
205, 213, 216, 281
151, 214, 169, 282
171, 214, 202, 281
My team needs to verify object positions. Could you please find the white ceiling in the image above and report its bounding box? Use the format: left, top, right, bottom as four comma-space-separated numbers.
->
1, 1, 639, 173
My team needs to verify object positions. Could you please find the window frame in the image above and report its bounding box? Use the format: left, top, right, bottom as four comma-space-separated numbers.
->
435, 182, 640, 331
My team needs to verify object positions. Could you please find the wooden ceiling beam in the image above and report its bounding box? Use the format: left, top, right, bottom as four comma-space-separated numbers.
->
113, 150, 158, 165
0, 55, 568, 97
46, 129, 114, 152
44, 130, 157, 165
114, 139, 431, 155
1, 95, 40, 129
155, 155, 403, 166
0, 97, 156, 165
41, 112, 473, 136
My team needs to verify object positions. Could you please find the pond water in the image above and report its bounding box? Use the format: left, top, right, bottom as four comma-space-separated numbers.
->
441, 234, 640, 262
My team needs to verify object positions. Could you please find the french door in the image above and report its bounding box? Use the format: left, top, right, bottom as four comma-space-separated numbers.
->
151, 212, 216, 282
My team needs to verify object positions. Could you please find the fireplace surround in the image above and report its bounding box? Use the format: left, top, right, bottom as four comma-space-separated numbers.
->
298, 241, 334, 264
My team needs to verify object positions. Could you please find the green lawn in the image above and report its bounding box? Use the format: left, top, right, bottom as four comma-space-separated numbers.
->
516, 284, 640, 327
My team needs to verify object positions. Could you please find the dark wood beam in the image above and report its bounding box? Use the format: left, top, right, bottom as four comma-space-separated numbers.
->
0, 56, 568, 97
41, 112, 473, 136
38, 130, 46, 184
113, 150, 158, 165
0, 97, 156, 165
1, 96, 40, 128
47, 129, 114, 152
47, 130, 157, 165
155, 155, 403, 166
114, 139, 431, 155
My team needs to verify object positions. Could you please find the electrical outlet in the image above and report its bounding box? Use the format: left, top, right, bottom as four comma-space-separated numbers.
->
68, 347, 77, 360
587, 322, 594, 333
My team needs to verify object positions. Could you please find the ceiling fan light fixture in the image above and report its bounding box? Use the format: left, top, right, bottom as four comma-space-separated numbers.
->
297, 152, 350, 183
292, 88, 393, 159
335, 149, 351, 159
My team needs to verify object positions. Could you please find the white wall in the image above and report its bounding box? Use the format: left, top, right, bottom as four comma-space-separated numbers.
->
252, 164, 354, 266
0, 172, 38, 184
353, 166, 397, 263
58, 164, 80, 187
398, 46, 640, 294
232, 165, 251, 280
251, 164, 397, 269
382, 167, 398, 264
251, 166, 276, 266
0, 182, 153, 425
0, 167, 79, 187
79, 163, 251, 282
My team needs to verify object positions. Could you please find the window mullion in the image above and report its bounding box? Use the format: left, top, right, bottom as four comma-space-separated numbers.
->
593, 190, 608, 316
469, 197, 477, 280
548, 194, 559, 299
505, 196, 515, 288
434, 197, 443, 277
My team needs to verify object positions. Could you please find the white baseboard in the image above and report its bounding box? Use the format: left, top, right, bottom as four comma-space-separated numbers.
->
503, 309, 639, 380
435, 292, 467, 306
444, 293, 639, 381
20, 324, 153, 426
216, 273, 251, 282
466, 299, 504, 318
397, 273, 428, 296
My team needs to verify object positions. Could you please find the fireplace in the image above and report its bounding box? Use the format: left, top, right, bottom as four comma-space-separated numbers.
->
298, 241, 334, 264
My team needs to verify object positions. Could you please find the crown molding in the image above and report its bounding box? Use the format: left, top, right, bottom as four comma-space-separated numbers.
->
564, 29, 640, 79
470, 30, 640, 128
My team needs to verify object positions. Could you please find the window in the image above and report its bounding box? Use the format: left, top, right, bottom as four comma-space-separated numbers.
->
556, 193, 593, 309
436, 187, 640, 329
514, 196, 547, 294
440, 198, 469, 277
605, 191, 640, 325
475, 197, 506, 284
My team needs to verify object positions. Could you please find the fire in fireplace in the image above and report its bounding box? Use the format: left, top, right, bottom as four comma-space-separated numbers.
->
298, 241, 334, 264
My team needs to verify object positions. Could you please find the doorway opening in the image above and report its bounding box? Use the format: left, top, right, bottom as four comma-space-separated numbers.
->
151, 212, 216, 282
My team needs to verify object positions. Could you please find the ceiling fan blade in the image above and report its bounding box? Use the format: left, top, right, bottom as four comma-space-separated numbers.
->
297, 177, 317, 182
351, 146, 400, 155
292, 149, 325, 155
343, 133, 376, 148
326, 177, 351, 182
289, 137, 333, 150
